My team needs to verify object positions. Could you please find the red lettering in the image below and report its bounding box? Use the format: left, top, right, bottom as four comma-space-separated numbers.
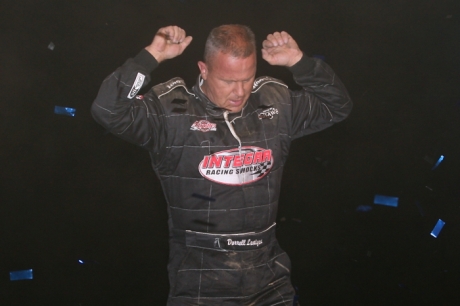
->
244, 152, 254, 165
209, 155, 223, 168
253, 151, 263, 164
233, 154, 243, 167
223, 155, 234, 168
262, 150, 272, 162
202, 156, 210, 169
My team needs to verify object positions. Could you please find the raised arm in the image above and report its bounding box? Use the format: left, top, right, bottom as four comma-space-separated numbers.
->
91, 26, 192, 149
262, 31, 352, 138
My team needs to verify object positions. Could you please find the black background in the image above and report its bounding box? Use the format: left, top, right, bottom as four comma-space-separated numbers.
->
1, 0, 460, 305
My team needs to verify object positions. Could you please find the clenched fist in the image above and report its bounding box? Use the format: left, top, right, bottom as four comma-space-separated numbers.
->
145, 26, 193, 63
261, 31, 303, 67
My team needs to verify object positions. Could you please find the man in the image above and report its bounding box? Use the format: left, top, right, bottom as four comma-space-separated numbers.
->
92, 25, 352, 305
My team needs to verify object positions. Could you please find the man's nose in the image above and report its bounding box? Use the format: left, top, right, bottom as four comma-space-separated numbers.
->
234, 82, 245, 97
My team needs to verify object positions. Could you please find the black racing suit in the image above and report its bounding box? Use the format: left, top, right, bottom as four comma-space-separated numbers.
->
91, 49, 352, 305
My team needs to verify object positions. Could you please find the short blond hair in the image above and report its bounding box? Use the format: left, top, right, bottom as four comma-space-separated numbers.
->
204, 24, 256, 65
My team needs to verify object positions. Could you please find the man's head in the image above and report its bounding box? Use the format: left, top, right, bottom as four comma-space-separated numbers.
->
198, 25, 257, 113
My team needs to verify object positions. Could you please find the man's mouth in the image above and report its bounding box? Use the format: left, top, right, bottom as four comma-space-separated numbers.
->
229, 99, 243, 107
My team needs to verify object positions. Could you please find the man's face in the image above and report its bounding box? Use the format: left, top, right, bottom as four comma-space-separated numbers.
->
198, 51, 256, 113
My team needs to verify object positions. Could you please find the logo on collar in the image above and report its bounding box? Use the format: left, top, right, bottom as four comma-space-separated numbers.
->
258, 107, 279, 120
252, 77, 271, 90
191, 120, 217, 132
166, 79, 184, 89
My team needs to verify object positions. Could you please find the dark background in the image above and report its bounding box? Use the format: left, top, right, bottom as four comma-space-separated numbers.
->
1, 0, 460, 305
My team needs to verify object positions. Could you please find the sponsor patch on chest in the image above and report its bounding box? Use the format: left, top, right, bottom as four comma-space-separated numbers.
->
190, 120, 216, 132
198, 147, 274, 185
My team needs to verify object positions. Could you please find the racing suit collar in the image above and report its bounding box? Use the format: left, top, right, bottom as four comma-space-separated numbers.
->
192, 75, 246, 120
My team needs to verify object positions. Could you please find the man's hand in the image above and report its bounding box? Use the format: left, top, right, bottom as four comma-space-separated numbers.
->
145, 26, 193, 63
261, 31, 303, 67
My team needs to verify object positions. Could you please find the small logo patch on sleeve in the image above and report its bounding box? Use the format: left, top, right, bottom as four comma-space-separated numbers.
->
258, 107, 279, 119
127, 72, 145, 99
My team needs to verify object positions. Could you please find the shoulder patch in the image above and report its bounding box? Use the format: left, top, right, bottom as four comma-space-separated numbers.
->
152, 77, 195, 99
252, 76, 288, 93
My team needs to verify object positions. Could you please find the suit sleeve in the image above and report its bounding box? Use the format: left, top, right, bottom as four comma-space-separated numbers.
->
91, 49, 166, 153
287, 54, 353, 139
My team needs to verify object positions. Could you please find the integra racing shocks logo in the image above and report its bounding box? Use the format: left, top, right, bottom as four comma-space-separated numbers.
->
198, 147, 274, 186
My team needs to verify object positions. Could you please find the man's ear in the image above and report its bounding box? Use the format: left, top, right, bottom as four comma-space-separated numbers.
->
197, 61, 208, 80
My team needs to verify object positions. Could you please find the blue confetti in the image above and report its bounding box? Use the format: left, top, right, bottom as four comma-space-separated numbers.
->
192, 193, 216, 202
54, 106, 76, 117
374, 195, 398, 207
10, 269, 33, 281
430, 219, 445, 238
431, 155, 444, 170
77, 259, 99, 265
356, 205, 373, 212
